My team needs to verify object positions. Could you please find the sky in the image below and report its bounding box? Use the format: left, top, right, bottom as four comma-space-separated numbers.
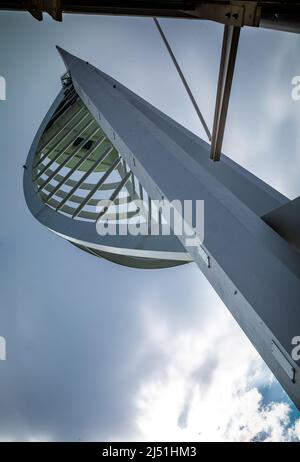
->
0, 11, 300, 442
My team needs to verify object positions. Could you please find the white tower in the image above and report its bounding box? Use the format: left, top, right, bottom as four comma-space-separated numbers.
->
24, 48, 300, 409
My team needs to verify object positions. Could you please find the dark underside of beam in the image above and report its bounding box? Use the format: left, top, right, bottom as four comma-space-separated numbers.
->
263, 196, 300, 253
1, 2, 300, 33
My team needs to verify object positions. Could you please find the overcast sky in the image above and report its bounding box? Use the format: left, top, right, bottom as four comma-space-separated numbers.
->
0, 11, 300, 442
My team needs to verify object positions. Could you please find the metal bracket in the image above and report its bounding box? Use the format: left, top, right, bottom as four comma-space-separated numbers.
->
47, 0, 62, 21
192, 1, 261, 27
25, 0, 62, 21
25, 0, 43, 21
272, 341, 296, 383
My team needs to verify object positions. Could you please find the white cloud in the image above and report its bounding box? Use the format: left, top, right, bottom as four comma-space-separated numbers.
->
135, 279, 300, 442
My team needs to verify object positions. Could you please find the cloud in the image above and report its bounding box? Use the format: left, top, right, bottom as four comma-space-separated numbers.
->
135, 280, 300, 442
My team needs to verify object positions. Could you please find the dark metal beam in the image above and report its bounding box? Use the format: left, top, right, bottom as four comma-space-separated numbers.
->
210, 24, 240, 161
1, 2, 300, 33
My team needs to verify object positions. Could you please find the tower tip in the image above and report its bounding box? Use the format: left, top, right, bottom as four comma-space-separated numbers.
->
56, 46, 82, 71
